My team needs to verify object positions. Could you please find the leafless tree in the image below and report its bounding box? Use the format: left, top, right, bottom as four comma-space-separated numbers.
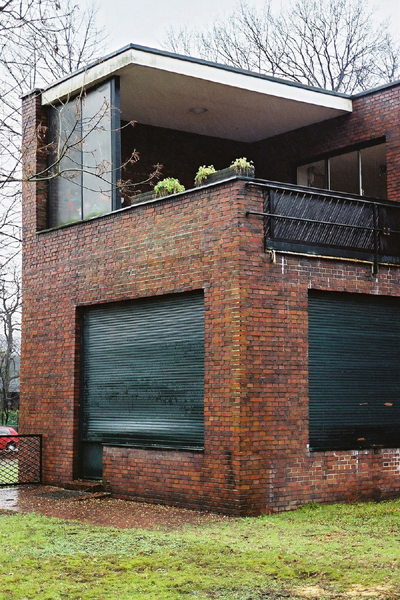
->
164, 0, 400, 94
0, 0, 106, 260
1, 1, 161, 242
0, 267, 20, 425
0, 1, 106, 416
20, 95, 162, 208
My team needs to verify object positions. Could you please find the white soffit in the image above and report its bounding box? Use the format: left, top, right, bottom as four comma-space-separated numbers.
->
41, 46, 353, 143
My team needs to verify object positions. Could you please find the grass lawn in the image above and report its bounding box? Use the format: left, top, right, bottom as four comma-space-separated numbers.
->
0, 458, 18, 485
0, 500, 399, 599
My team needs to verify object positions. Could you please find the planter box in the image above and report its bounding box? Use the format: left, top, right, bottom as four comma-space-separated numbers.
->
128, 190, 156, 205
197, 165, 255, 186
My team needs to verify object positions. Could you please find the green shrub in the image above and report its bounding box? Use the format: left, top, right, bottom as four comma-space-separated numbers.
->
3, 410, 18, 429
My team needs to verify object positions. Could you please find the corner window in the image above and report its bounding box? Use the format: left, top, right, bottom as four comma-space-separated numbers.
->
297, 142, 387, 199
48, 78, 121, 228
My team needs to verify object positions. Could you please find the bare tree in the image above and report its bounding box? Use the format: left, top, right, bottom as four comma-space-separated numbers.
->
0, 268, 20, 425
0, 2, 107, 421
164, 0, 400, 94
0, 0, 106, 260
1, 2, 160, 237
20, 94, 162, 211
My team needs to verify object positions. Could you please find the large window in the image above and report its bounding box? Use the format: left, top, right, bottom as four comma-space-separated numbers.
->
297, 142, 387, 199
48, 78, 121, 228
309, 290, 400, 452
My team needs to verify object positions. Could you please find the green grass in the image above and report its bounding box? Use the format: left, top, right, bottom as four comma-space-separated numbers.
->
1, 501, 400, 599
0, 458, 18, 484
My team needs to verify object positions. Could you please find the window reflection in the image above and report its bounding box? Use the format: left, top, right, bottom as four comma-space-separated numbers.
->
297, 143, 386, 199
297, 160, 326, 189
329, 151, 359, 195
48, 79, 119, 228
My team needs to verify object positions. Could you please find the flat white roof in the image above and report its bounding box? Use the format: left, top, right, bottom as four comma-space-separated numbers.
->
41, 44, 352, 143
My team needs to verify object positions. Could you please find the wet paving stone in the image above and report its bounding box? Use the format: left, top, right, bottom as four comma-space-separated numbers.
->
0, 485, 231, 529
35, 489, 91, 500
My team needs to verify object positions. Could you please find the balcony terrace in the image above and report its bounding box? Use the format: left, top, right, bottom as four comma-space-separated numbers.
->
247, 180, 400, 275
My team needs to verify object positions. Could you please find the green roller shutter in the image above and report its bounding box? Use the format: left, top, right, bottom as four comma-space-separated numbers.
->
309, 290, 400, 451
81, 291, 204, 460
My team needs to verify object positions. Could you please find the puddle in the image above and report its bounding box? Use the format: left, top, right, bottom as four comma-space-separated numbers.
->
0, 486, 19, 510
35, 490, 90, 500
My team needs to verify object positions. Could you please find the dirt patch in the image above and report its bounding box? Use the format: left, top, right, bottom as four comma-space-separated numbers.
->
0, 485, 231, 529
295, 585, 397, 599
345, 585, 396, 598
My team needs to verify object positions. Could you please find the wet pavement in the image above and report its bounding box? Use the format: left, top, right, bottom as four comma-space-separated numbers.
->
0, 485, 231, 529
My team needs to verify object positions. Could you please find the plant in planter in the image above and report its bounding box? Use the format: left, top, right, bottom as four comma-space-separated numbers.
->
196, 158, 256, 186
194, 165, 216, 187
230, 157, 255, 176
154, 177, 185, 197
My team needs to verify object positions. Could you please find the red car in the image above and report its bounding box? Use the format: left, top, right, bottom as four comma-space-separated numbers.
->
0, 426, 18, 451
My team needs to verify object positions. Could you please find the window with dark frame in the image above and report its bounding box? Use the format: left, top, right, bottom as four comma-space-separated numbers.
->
297, 142, 387, 199
48, 77, 121, 228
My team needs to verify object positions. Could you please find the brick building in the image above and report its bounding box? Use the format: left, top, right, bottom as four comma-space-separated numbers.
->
21, 45, 400, 515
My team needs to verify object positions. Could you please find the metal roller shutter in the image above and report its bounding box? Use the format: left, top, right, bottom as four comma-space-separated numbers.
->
309, 290, 400, 451
81, 291, 205, 457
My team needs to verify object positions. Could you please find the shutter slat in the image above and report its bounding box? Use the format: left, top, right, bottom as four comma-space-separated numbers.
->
309, 291, 400, 451
82, 292, 204, 449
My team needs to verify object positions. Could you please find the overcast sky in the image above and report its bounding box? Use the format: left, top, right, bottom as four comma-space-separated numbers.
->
91, 0, 400, 55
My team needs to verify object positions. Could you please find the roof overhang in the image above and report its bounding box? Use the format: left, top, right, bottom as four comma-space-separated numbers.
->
41, 45, 353, 143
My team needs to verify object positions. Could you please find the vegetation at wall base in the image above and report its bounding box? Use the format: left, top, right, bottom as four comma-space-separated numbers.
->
0, 500, 399, 599
3, 410, 18, 429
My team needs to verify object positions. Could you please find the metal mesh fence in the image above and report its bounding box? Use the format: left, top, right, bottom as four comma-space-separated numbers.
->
0, 436, 42, 487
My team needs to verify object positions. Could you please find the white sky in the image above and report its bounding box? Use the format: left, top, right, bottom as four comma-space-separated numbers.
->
91, 0, 400, 55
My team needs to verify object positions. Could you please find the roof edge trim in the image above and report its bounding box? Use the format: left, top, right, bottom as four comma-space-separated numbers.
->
39, 44, 352, 115
37, 43, 353, 101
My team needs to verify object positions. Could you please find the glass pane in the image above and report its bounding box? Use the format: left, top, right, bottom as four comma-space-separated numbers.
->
48, 100, 82, 227
81, 81, 112, 220
297, 160, 326, 189
329, 151, 359, 195
361, 144, 387, 199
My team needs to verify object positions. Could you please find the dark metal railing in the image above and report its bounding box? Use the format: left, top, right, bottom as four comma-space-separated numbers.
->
0, 435, 42, 487
247, 181, 400, 274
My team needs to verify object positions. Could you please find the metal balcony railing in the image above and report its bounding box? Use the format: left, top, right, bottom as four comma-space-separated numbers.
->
0, 435, 42, 487
247, 181, 400, 274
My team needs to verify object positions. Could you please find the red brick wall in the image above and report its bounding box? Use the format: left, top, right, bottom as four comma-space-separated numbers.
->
22, 91, 48, 233
20, 85, 400, 515
21, 145, 253, 512
239, 189, 400, 511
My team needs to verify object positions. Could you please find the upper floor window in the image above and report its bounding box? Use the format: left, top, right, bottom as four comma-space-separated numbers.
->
48, 78, 121, 228
297, 142, 387, 199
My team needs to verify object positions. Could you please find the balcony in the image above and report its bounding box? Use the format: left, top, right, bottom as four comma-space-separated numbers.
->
247, 181, 400, 274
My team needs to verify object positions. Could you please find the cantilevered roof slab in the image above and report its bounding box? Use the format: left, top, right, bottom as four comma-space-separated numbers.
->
41, 44, 352, 143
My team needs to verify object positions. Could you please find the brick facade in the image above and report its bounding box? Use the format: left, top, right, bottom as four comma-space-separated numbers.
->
20, 83, 400, 515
